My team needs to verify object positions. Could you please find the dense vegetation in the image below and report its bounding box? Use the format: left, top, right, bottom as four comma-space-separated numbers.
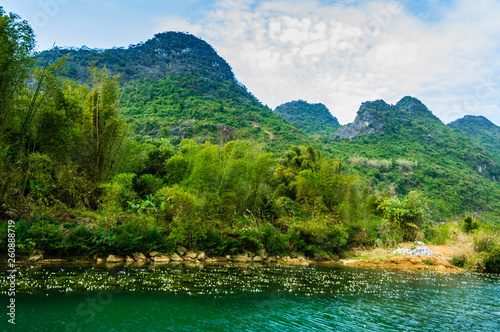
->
328, 97, 500, 220
0, 7, 499, 272
38, 32, 314, 152
274, 100, 340, 137
448, 115, 500, 162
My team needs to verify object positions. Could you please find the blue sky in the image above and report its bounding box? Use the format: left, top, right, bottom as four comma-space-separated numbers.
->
3, 0, 500, 126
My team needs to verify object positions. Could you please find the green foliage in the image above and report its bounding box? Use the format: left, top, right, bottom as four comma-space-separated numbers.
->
260, 225, 289, 256
462, 216, 480, 233
2, 10, 499, 263
200, 231, 243, 256
331, 97, 500, 219
450, 255, 467, 268
11, 218, 63, 255
422, 258, 434, 265
274, 100, 340, 137
101, 173, 137, 213
79, 68, 127, 183
378, 191, 429, 241
156, 185, 206, 247
290, 216, 349, 254
425, 222, 452, 245
63, 225, 97, 256
35, 32, 312, 153
483, 247, 500, 273
473, 230, 499, 253
127, 194, 161, 216
136, 174, 163, 197
164, 154, 190, 185
0, 7, 35, 140
449, 115, 500, 163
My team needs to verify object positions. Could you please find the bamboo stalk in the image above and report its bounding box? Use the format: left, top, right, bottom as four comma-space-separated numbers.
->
12, 44, 55, 162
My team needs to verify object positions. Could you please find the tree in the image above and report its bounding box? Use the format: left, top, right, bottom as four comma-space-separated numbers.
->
0, 8, 35, 207
0, 7, 35, 134
79, 68, 127, 182
378, 191, 429, 241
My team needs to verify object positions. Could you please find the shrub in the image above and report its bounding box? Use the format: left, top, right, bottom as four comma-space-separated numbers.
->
377, 219, 402, 247
156, 186, 203, 223
26, 218, 64, 255
473, 231, 498, 253
396, 159, 418, 172
156, 186, 207, 247
260, 225, 288, 256
378, 191, 429, 241
200, 231, 242, 256
422, 258, 434, 265
424, 222, 452, 245
135, 174, 163, 197
164, 154, 190, 185
100, 173, 137, 212
347, 218, 379, 248
94, 217, 169, 256
24, 153, 55, 198
462, 216, 480, 233
450, 255, 467, 268
483, 247, 500, 273
63, 225, 97, 257
142, 225, 172, 253
289, 215, 348, 254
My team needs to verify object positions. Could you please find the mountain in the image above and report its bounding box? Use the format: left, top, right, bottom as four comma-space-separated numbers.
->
39, 32, 313, 150
448, 115, 500, 160
274, 100, 340, 137
328, 96, 500, 218
332, 96, 441, 140
39, 33, 500, 219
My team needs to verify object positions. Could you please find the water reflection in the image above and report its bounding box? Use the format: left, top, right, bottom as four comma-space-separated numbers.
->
1, 263, 499, 331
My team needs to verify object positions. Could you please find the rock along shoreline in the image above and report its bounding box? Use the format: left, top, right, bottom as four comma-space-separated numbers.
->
12, 244, 466, 273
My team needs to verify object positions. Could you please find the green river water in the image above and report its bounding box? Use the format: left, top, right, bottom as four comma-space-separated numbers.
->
1, 263, 499, 331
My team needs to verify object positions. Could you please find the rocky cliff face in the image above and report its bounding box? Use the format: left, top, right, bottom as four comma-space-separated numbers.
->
331, 96, 441, 140
331, 100, 388, 140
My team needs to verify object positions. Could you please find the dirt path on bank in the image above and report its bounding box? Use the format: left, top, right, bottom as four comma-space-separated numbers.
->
340, 244, 464, 273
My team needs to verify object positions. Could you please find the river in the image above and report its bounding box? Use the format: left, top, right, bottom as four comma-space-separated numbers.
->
1, 263, 499, 331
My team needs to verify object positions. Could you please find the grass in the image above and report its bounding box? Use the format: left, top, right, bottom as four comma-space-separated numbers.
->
351, 252, 396, 261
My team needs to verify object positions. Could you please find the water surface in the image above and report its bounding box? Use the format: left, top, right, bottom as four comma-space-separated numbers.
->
1, 263, 499, 331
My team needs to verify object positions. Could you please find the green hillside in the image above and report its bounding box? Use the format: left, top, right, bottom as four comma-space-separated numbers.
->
274, 100, 340, 137
39, 32, 313, 151
448, 115, 500, 161
1, 6, 499, 268
329, 97, 500, 218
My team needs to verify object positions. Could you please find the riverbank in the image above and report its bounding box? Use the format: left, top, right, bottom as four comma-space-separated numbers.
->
340, 244, 465, 272
12, 243, 468, 273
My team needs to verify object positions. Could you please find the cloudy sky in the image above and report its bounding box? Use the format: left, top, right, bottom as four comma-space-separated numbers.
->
3, 0, 500, 125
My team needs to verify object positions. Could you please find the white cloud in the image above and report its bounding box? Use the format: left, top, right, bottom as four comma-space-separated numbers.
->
159, 0, 500, 125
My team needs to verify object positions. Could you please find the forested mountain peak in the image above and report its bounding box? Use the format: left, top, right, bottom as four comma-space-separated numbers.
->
42, 31, 235, 85
448, 115, 500, 160
326, 96, 500, 217
39, 31, 310, 147
332, 96, 441, 140
274, 100, 340, 136
448, 115, 498, 131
